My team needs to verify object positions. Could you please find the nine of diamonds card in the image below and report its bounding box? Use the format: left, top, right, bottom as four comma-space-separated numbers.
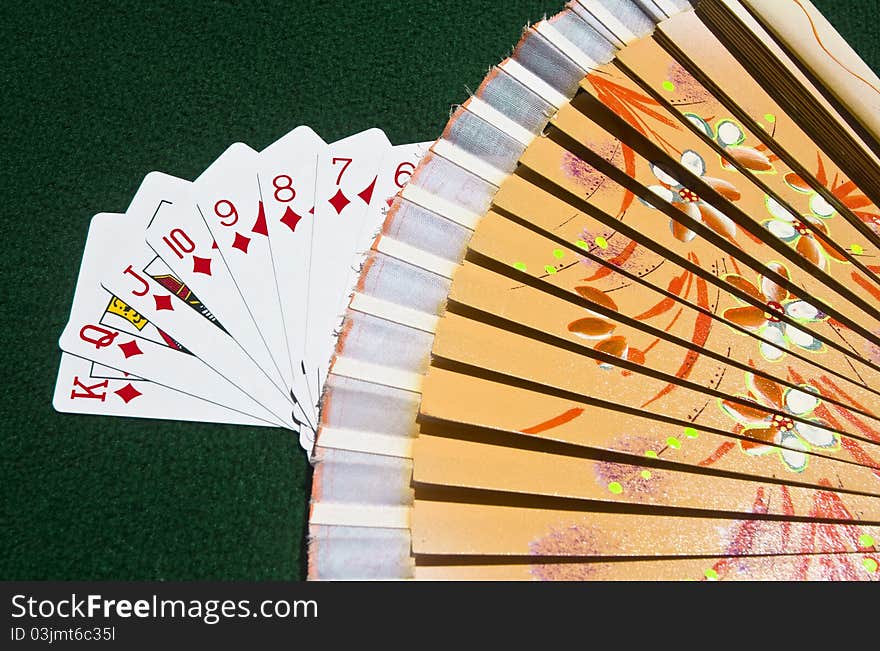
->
53, 126, 430, 455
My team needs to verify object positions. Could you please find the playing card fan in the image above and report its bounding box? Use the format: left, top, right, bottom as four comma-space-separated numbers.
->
306, 0, 880, 580
53, 126, 430, 455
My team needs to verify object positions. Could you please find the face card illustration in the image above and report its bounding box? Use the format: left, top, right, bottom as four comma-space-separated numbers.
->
307, 128, 392, 402
258, 125, 327, 440
53, 352, 270, 426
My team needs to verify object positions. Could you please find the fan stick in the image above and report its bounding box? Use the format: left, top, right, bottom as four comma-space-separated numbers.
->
607, 56, 880, 268
517, 130, 880, 365
584, 54, 880, 284
412, 433, 880, 518
411, 496, 880, 556
449, 255, 880, 437
412, 551, 878, 580
544, 100, 880, 338
717, 0, 880, 167
492, 170, 880, 389
419, 369, 880, 495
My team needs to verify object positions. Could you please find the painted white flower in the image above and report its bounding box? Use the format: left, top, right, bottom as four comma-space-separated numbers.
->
720, 374, 839, 473
762, 195, 847, 270
722, 262, 826, 362
641, 149, 739, 243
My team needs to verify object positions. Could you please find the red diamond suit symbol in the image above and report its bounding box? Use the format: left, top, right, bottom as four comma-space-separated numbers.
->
154, 294, 174, 311
357, 176, 377, 205
118, 340, 144, 359
328, 189, 350, 214
192, 256, 212, 276
114, 383, 142, 403
280, 206, 303, 233
231, 232, 251, 253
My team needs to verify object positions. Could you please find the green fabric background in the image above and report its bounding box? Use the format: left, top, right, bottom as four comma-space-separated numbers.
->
1, 0, 878, 581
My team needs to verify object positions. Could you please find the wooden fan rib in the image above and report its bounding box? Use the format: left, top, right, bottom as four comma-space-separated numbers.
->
650, 30, 880, 276
490, 174, 880, 395
413, 482, 867, 524
706, 0, 880, 193
699, 1, 877, 166
413, 552, 879, 580
457, 243, 880, 427
468, 211, 876, 419
416, 409, 880, 498
412, 433, 880, 518
411, 497, 880, 557
510, 147, 880, 381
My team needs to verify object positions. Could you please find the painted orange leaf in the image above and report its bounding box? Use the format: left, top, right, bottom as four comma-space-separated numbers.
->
520, 408, 585, 435
568, 317, 616, 338
851, 271, 880, 302
724, 146, 772, 171
594, 335, 627, 358
632, 267, 690, 321
574, 285, 618, 312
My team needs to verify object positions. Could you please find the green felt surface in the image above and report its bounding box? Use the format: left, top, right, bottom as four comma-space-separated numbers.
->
1, 0, 878, 581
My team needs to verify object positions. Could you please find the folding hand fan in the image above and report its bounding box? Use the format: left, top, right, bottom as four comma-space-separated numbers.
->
307, 0, 880, 580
